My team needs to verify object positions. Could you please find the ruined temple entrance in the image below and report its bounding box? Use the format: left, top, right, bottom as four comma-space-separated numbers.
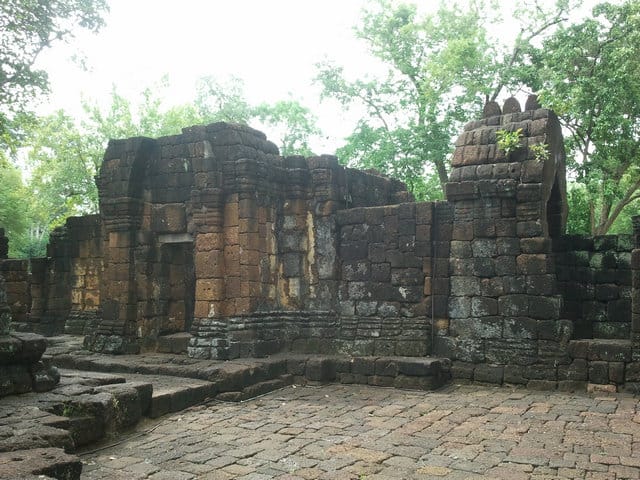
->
158, 235, 195, 335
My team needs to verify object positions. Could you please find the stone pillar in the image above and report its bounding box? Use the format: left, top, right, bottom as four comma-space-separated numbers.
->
86, 137, 157, 354
0, 228, 7, 260
189, 187, 226, 359
0, 271, 10, 335
0, 229, 7, 333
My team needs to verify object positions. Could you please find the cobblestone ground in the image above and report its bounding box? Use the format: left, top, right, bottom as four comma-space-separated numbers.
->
82, 384, 640, 480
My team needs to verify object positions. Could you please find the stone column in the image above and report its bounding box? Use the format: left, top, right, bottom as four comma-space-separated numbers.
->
189, 186, 226, 359
86, 137, 157, 354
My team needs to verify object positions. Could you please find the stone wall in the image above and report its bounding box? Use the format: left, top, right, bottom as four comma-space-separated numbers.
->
0, 216, 102, 335
555, 234, 633, 339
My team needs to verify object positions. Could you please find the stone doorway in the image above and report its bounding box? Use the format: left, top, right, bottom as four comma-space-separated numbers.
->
158, 238, 195, 335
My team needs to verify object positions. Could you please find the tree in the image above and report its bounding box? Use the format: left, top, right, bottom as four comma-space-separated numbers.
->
316, 0, 577, 200
0, 164, 28, 253
252, 99, 321, 156
533, 0, 640, 235
0, 0, 108, 149
316, 1, 494, 198
195, 76, 252, 124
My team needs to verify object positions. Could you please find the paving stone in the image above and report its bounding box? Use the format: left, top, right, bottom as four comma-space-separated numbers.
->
71, 383, 640, 480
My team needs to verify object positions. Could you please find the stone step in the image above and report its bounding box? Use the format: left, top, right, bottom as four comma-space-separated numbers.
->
156, 332, 191, 354
290, 355, 452, 391
113, 372, 217, 418
51, 350, 452, 396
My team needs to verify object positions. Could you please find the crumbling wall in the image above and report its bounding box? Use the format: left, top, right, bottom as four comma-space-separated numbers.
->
555, 234, 633, 339
7, 99, 640, 389
0, 217, 102, 336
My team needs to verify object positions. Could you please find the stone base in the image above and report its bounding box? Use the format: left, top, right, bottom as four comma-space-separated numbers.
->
83, 333, 140, 354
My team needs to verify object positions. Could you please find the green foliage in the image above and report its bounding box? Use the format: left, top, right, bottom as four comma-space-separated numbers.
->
496, 128, 523, 156
0, 0, 109, 149
533, 0, 640, 234
0, 163, 28, 246
252, 99, 320, 156
195, 76, 252, 124
530, 143, 550, 162
566, 183, 591, 234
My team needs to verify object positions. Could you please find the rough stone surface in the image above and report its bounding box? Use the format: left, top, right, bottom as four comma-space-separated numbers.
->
0, 447, 82, 480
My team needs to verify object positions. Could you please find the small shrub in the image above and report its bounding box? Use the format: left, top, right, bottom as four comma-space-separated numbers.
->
530, 143, 550, 162
496, 128, 523, 156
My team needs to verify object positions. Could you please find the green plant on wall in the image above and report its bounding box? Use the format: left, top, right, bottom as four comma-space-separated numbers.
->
530, 142, 550, 162
496, 128, 523, 156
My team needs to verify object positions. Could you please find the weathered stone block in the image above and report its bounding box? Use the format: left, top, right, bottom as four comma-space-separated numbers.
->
503, 365, 528, 384
448, 297, 471, 318
595, 284, 619, 301
503, 317, 537, 339
517, 254, 553, 275
496, 237, 520, 256
450, 258, 474, 276
474, 257, 495, 277
498, 294, 529, 316
558, 359, 587, 381
450, 277, 481, 296
351, 357, 377, 375
471, 297, 498, 317
305, 358, 336, 382
474, 364, 503, 384
450, 317, 502, 339
587, 340, 632, 362
588, 361, 609, 384
517, 220, 543, 237
485, 339, 537, 365
529, 296, 561, 320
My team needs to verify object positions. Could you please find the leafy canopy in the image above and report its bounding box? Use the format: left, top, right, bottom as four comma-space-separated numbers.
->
533, 0, 640, 234
0, 0, 108, 149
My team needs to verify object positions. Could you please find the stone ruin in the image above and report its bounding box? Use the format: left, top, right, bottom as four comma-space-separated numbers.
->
3, 95, 640, 390
0, 229, 59, 396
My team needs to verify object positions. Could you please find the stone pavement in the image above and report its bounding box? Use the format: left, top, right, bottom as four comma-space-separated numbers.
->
81, 383, 640, 480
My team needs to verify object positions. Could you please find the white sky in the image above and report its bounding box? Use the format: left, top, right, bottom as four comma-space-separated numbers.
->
35, 0, 378, 153
34, 0, 600, 154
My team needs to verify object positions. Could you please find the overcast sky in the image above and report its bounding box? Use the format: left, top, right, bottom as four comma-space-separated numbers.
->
35, 0, 379, 153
